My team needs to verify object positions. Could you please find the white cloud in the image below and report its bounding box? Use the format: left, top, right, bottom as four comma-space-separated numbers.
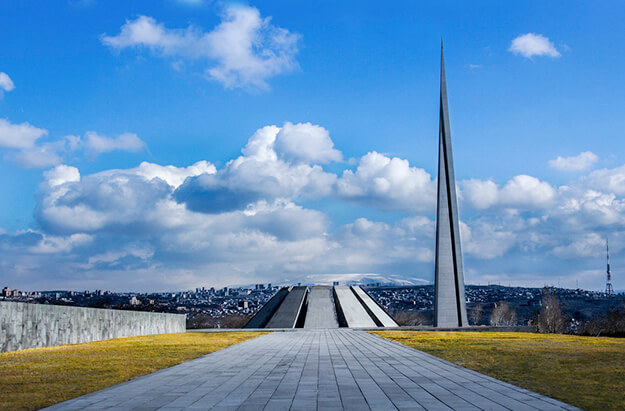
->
134, 160, 215, 188
29, 233, 93, 254
175, 123, 338, 213
12, 141, 64, 168
6, 121, 625, 291
83, 131, 146, 157
499, 175, 556, 209
336, 151, 436, 212
549, 151, 598, 171
509, 33, 560, 58
553, 187, 625, 228
44, 165, 81, 188
460, 220, 516, 259
582, 165, 625, 196
101, 5, 300, 90
204, 6, 299, 89
0, 118, 47, 149
461, 179, 499, 210
0, 118, 145, 168
88, 246, 154, 266
274, 122, 342, 164
552, 233, 606, 258
0, 72, 15, 92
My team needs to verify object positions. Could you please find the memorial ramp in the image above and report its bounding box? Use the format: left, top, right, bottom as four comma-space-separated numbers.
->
265, 286, 308, 328
351, 286, 398, 327
243, 287, 290, 329
303, 286, 338, 328
333, 285, 377, 327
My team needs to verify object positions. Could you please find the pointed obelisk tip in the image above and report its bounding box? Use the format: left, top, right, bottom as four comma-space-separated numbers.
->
440, 40, 445, 67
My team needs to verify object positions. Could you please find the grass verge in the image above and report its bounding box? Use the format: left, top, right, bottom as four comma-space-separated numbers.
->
372, 331, 625, 411
0, 331, 267, 411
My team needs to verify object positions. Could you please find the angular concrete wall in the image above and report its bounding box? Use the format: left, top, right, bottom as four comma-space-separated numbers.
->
266, 286, 308, 328
351, 286, 398, 327
244, 287, 290, 329
0, 301, 186, 353
333, 286, 376, 328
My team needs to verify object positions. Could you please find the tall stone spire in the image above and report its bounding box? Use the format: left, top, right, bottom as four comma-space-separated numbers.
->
434, 43, 468, 327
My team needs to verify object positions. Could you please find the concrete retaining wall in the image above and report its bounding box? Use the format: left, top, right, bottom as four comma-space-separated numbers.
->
0, 301, 186, 353
266, 286, 308, 329
244, 288, 290, 329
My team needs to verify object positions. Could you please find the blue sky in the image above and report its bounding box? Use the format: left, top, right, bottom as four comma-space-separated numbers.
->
1, 1, 624, 291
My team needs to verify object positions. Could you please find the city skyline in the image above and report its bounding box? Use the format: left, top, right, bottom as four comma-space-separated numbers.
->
1, 1, 624, 292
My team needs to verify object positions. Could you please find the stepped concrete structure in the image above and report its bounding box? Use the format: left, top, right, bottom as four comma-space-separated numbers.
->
48, 330, 580, 410
245, 285, 397, 329
434, 45, 469, 328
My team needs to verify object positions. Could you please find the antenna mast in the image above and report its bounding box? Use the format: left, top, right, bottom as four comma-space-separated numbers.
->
606, 238, 613, 295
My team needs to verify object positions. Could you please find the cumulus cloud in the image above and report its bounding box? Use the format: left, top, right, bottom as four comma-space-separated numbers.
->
101, 5, 300, 90
499, 175, 556, 209
88, 245, 154, 266
461, 179, 499, 210
549, 151, 598, 171
175, 123, 338, 213
460, 220, 516, 259
0, 117, 146, 168
44, 165, 81, 187
509, 33, 560, 58
0, 72, 15, 92
274, 122, 342, 164
582, 165, 625, 196
551, 233, 606, 258
134, 160, 215, 188
336, 151, 436, 212
29, 233, 93, 254
11, 141, 64, 168
82, 131, 146, 158
553, 187, 625, 228
5, 121, 625, 291
38, 165, 176, 233
0, 118, 47, 149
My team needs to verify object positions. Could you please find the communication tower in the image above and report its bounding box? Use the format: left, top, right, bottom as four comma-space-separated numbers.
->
606, 239, 614, 295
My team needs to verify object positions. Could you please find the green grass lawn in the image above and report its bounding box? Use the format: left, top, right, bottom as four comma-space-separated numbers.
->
373, 331, 625, 411
0, 331, 267, 411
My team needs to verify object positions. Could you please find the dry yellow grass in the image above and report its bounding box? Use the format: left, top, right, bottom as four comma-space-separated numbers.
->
0, 331, 266, 411
373, 331, 625, 411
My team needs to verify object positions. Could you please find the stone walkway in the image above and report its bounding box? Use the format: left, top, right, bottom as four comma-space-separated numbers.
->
46, 330, 579, 411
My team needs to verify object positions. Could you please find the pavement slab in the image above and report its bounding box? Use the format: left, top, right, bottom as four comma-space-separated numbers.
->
46, 330, 580, 411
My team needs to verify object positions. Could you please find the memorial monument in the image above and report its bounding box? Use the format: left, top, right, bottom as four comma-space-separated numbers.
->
434, 44, 469, 327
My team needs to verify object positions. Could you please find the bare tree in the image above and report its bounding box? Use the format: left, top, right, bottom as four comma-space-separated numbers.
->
469, 303, 484, 325
187, 313, 252, 329
537, 287, 568, 333
490, 301, 518, 326
578, 307, 625, 337
393, 310, 428, 326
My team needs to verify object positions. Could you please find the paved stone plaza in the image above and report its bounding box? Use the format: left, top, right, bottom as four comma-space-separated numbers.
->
47, 330, 578, 410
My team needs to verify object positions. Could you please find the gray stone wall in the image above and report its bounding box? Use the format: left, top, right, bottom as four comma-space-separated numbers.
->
0, 301, 186, 353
